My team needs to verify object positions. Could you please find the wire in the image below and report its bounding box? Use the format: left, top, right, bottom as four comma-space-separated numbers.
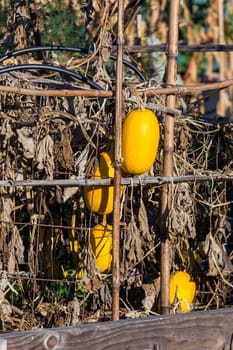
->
0, 45, 146, 81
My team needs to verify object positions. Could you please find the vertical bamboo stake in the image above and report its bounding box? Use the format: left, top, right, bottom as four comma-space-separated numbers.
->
112, 0, 124, 321
218, 0, 225, 116
160, 0, 180, 315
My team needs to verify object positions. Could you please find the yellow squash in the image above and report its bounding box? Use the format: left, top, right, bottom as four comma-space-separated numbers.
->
84, 152, 115, 214
170, 271, 196, 313
91, 224, 112, 273
122, 109, 160, 175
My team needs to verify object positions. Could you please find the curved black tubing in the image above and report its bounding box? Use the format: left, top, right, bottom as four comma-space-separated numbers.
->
0, 45, 145, 81
0, 46, 89, 63
0, 63, 103, 90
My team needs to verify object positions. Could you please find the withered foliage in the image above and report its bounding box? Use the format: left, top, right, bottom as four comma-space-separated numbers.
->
0, 0, 233, 331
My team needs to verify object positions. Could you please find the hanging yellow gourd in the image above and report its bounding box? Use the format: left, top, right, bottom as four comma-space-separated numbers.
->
90, 224, 112, 273
170, 271, 196, 313
84, 166, 103, 212
84, 152, 115, 215
122, 109, 160, 175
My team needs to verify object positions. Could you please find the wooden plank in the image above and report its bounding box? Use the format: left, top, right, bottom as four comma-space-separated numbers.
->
1, 308, 233, 350
0, 339, 7, 350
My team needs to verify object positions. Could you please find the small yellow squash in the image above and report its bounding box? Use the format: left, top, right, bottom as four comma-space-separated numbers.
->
84, 152, 115, 214
91, 224, 112, 273
170, 271, 196, 313
122, 109, 160, 175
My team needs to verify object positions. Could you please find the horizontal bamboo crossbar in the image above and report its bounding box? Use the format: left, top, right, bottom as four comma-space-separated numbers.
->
116, 43, 233, 53
0, 85, 113, 97
0, 78, 233, 97
0, 173, 232, 187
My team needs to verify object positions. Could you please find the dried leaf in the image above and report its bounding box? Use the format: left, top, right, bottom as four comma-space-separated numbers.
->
8, 225, 24, 273
16, 128, 35, 159
35, 134, 54, 179
207, 234, 233, 277
138, 198, 150, 240
54, 128, 74, 170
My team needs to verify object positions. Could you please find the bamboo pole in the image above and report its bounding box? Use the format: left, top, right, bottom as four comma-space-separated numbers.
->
112, 0, 124, 321
160, 0, 180, 316
2, 78, 233, 97
218, 0, 225, 116
115, 43, 233, 53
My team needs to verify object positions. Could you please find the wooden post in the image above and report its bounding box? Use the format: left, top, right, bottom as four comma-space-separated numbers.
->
160, 0, 180, 315
112, 0, 124, 321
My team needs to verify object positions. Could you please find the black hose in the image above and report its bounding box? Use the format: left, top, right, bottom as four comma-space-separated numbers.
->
111, 54, 146, 81
0, 45, 90, 63
0, 63, 103, 90
0, 45, 146, 81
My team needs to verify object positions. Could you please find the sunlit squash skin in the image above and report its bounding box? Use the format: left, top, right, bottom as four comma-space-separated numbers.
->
170, 271, 196, 313
91, 224, 112, 273
84, 166, 103, 213
99, 152, 115, 177
84, 152, 115, 214
122, 109, 160, 175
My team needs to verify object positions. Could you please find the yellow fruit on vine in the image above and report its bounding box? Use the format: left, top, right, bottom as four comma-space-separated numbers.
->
84, 166, 103, 212
170, 271, 196, 313
99, 151, 115, 177
84, 152, 115, 215
122, 109, 160, 175
91, 224, 112, 273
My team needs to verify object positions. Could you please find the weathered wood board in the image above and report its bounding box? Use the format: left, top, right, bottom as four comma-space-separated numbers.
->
0, 308, 233, 350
